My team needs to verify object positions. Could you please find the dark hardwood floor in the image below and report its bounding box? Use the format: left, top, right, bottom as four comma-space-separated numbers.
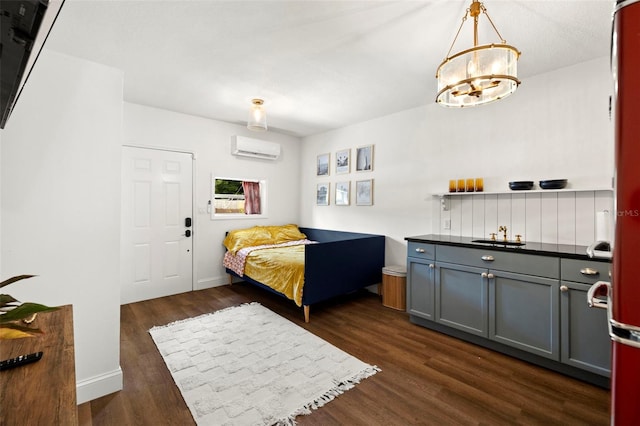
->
78, 283, 610, 425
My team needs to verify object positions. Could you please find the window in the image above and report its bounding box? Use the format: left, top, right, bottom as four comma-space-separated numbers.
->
212, 177, 267, 219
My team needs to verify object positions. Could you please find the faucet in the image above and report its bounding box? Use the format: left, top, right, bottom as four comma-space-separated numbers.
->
498, 225, 508, 242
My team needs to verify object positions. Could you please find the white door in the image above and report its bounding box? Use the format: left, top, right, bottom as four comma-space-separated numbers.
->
120, 146, 193, 304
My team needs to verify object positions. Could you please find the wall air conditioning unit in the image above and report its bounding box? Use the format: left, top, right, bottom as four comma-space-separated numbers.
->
231, 135, 281, 160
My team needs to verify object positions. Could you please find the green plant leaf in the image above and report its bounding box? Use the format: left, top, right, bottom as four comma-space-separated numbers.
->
0, 275, 37, 289
0, 294, 20, 307
0, 302, 58, 323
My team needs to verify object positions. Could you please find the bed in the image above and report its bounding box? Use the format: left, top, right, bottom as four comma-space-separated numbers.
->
223, 224, 385, 322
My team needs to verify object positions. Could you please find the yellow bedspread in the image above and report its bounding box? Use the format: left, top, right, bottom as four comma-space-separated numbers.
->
244, 245, 306, 307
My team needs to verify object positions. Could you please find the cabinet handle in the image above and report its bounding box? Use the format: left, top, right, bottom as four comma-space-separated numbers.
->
429, 264, 435, 269
580, 267, 599, 276
487, 273, 495, 279
481, 255, 494, 261
481, 272, 488, 278
560, 285, 569, 292
415, 248, 425, 253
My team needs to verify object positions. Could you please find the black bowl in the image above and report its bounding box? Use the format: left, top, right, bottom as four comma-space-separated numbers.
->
539, 179, 567, 190
509, 181, 534, 191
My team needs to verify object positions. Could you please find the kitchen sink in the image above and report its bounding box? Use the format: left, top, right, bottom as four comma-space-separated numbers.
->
472, 239, 525, 247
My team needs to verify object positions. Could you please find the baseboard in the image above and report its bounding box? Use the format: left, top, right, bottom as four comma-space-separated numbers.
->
76, 367, 123, 404
195, 276, 233, 290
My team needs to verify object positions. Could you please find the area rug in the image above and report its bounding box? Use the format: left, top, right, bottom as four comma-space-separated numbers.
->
149, 302, 380, 425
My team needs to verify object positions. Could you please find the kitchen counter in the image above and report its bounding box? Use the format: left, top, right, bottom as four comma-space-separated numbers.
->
404, 234, 609, 261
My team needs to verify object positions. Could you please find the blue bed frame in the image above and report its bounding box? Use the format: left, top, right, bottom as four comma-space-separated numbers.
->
226, 227, 385, 322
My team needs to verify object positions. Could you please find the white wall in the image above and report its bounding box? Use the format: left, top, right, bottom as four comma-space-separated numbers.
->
0, 50, 123, 403
301, 57, 614, 265
124, 103, 302, 289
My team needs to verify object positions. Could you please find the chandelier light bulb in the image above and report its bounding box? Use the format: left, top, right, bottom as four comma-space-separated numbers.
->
467, 60, 476, 76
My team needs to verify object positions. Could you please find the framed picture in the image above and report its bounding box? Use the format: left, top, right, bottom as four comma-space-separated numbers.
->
355, 145, 374, 172
317, 153, 330, 176
335, 181, 350, 206
335, 148, 350, 174
356, 179, 373, 206
316, 183, 329, 206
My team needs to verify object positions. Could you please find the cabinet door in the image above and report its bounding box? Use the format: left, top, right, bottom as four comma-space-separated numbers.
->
489, 270, 560, 360
560, 281, 611, 376
435, 262, 488, 337
407, 258, 435, 320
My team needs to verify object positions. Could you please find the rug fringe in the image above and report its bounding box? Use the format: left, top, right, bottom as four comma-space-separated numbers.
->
274, 365, 381, 426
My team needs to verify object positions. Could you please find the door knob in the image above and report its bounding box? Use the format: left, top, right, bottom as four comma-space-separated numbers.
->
183, 230, 191, 238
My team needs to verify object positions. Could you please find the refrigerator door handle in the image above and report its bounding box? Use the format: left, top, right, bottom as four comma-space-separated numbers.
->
587, 280, 610, 309
587, 280, 640, 349
610, 318, 640, 349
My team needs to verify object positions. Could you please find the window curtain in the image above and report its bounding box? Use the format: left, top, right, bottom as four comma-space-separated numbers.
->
242, 181, 261, 215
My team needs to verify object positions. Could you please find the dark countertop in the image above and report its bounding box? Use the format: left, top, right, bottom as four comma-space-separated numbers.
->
405, 234, 611, 262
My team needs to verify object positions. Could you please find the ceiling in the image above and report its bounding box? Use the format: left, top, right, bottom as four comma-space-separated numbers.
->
45, 0, 615, 137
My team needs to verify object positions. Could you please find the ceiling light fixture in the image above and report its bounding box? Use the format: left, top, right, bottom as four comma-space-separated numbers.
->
247, 98, 267, 132
435, 0, 521, 107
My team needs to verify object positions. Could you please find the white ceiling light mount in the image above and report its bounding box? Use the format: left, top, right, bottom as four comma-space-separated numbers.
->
247, 98, 267, 132
435, 0, 521, 107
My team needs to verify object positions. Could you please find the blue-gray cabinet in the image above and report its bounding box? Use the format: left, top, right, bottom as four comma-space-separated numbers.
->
490, 270, 559, 360
560, 258, 612, 376
435, 262, 488, 337
433, 245, 561, 358
406, 242, 435, 321
405, 239, 611, 383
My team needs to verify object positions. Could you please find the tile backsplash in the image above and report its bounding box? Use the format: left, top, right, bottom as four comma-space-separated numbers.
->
435, 190, 614, 246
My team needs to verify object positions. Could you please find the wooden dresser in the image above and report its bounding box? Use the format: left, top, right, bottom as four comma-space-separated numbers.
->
0, 305, 77, 425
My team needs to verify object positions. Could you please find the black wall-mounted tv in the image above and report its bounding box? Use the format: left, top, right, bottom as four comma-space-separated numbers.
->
1, 0, 63, 129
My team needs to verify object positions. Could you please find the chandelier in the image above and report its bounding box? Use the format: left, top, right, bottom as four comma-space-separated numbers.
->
435, 0, 521, 107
